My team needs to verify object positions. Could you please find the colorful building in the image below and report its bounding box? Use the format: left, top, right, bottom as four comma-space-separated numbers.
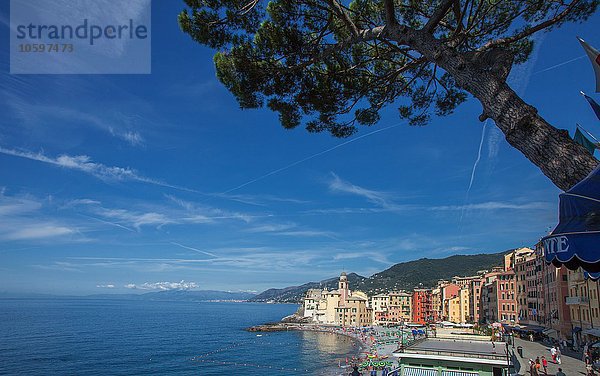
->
302, 272, 371, 327
566, 267, 600, 346
412, 289, 433, 324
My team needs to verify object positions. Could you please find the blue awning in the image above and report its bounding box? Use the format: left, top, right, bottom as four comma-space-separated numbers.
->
585, 271, 600, 280
523, 325, 545, 333
543, 164, 600, 272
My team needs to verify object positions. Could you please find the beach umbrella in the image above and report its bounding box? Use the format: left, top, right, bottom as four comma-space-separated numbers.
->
542, 163, 600, 272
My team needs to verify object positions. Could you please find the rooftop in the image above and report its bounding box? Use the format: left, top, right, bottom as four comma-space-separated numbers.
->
394, 338, 510, 366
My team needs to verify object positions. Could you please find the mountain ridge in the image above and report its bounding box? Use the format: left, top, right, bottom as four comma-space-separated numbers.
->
250, 251, 505, 303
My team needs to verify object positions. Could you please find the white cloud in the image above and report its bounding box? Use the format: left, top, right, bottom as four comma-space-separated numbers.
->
0, 191, 78, 241
0, 147, 194, 192
328, 172, 394, 208
64, 199, 102, 207
6, 225, 74, 240
85, 196, 254, 231
124, 280, 199, 291
244, 223, 296, 233
276, 230, 338, 238
96, 284, 115, 288
96, 208, 173, 230
0, 195, 42, 216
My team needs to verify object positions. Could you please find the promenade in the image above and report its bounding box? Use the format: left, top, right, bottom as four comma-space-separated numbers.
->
511, 337, 586, 376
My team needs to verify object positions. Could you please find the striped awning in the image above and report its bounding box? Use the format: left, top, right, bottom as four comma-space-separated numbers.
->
442, 370, 479, 376
404, 367, 438, 376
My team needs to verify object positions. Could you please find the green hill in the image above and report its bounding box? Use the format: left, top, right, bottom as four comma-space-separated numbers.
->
251, 252, 505, 303
250, 273, 366, 303
352, 252, 504, 295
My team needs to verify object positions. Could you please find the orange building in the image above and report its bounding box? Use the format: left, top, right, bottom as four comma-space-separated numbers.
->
412, 289, 434, 324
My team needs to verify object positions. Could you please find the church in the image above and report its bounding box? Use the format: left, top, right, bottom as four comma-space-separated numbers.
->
302, 272, 372, 327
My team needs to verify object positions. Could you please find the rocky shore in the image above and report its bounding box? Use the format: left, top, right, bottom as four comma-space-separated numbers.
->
246, 322, 306, 332
246, 312, 313, 332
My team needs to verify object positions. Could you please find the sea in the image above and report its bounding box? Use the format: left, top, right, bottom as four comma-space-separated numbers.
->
0, 298, 361, 375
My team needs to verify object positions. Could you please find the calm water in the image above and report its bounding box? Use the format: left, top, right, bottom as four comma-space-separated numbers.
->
0, 299, 359, 375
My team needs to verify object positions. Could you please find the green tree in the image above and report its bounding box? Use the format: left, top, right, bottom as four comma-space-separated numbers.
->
179, 0, 598, 190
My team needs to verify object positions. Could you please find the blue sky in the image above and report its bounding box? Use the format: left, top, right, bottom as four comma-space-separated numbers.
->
0, 2, 598, 295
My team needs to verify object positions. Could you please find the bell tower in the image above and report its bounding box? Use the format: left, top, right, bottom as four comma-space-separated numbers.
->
339, 272, 348, 306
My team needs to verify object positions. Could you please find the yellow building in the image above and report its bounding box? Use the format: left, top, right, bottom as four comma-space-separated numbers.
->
389, 291, 412, 323
369, 294, 389, 325
448, 295, 461, 323
336, 294, 371, 327
431, 288, 441, 321
512, 247, 535, 324
447, 287, 470, 323
567, 268, 600, 346
459, 287, 470, 323
303, 272, 372, 327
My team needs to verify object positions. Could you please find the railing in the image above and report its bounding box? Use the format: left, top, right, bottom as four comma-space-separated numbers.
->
566, 296, 590, 305
399, 347, 508, 361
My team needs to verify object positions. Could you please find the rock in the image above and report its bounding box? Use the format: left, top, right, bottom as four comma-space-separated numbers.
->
281, 314, 312, 324
247, 323, 296, 332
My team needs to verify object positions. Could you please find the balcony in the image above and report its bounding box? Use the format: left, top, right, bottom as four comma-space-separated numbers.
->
570, 274, 585, 284
566, 296, 590, 305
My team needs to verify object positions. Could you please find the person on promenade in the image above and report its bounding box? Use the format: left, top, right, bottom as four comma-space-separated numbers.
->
556, 368, 566, 376
541, 356, 548, 374
586, 360, 595, 376
529, 359, 536, 376
556, 347, 562, 365
551, 346, 557, 363
535, 357, 542, 375
350, 365, 361, 376
585, 351, 595, 376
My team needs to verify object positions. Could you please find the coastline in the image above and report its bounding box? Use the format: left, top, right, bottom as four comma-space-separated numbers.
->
248, 322, 403, 373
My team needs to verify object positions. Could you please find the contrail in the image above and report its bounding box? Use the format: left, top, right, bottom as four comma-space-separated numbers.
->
461, 33, 545, 226
460, 120, 488, 224
170, 242, 219, 258
532, 55, 586, 75
220, 123, 403, 194
78, 213, 135, 232
467, 120, 488, 195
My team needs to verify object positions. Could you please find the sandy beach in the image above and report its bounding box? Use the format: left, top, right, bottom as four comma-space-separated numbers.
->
252, 323, 413, 374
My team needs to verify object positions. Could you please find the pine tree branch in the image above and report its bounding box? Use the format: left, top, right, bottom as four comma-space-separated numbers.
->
478, 0, 581, 51
383, 0, 397, 26
326, 0, 360, 37
424, 0, 455, 33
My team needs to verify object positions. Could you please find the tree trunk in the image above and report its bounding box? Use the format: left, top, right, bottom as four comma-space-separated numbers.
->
387, 26, 598, 191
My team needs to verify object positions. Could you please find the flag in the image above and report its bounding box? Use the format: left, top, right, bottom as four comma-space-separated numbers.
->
577, 37, 600, 93
574, 128, 596, 154
581, 91, 600, 121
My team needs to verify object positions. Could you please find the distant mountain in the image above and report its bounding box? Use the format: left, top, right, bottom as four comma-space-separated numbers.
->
250, 273, 366, 303
0, 290, 256, 302
252, 252, 505, 303
136, 290, 256, 301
